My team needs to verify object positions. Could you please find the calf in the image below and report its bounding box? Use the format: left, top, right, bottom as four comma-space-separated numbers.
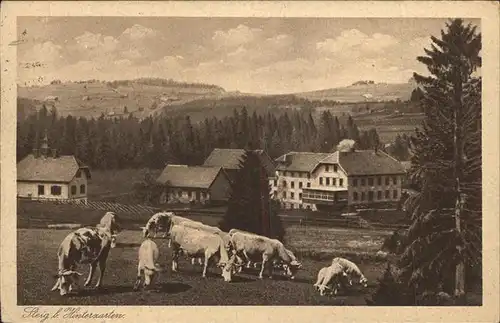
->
51, 227, 114, 296
331, 257, 368, 288
134, 238, 163, 290
314, 263, 347, 296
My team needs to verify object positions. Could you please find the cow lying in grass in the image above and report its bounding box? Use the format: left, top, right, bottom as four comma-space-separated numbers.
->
170, 224, 237, 282
51, 212, 120, 296
134, 238, 163, 291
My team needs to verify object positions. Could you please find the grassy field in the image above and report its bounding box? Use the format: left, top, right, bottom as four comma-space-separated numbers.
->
17, 229, 386, 306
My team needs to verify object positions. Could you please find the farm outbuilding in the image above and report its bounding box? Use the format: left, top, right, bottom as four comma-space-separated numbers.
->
17, 134, 91, 202
156, 164, 231, 205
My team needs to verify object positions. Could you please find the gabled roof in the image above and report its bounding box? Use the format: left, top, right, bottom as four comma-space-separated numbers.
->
17, 154, 91, 183
156, 165, 227, 189
275, 152, 331, 172
337, 150, 406, 176
203, 148, 276, 177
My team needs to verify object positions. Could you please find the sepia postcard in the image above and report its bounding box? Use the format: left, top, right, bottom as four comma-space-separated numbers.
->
1, 1, 499, 322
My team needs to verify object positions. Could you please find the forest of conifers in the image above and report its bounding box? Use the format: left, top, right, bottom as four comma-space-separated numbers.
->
16, 105, 399, 170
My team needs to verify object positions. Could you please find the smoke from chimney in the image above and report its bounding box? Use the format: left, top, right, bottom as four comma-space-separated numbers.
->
337, 139, 356, 152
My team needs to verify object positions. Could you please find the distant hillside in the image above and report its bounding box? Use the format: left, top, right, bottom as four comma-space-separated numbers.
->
296, 81, 414, 102
17, 78, 227, 119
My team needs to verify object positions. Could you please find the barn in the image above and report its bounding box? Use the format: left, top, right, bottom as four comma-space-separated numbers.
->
16, 134, 91, 202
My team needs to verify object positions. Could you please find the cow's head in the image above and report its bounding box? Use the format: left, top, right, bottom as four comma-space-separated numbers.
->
219, 255, 239, 282
101, 212, 121, 234
282, 260, 302, 280
51, 270, 82, 296
110, 234, 117, 248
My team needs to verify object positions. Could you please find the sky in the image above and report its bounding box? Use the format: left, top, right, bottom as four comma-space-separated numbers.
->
17, 17, 480, 94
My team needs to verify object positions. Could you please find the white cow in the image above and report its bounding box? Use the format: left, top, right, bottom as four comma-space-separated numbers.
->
133, 238, 163, 290
331, 257, 368, 288
230, 231, 302, 279
180, 221, 231, 266
169, 224, 236, 282
314, 263, 348, 296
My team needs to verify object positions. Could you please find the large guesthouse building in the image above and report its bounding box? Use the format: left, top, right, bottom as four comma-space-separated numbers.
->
273, 148, 406, 211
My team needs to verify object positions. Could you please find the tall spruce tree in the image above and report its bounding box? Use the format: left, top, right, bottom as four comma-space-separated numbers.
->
219, 150, 285, 241
400, 19, 481, 302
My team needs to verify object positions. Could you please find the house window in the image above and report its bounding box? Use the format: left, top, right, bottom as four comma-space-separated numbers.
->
332, 178, 336, 186
339, 179, 344, 186
361, 192, 366, 201
282, 192, 287, 199
76, 170, 82, 178
368, 191, 374, 201
325, 165, 329, 172
307, 182, 311, 188
319, 177, 323, 185
352, 179, 358, 187
368, 178, 374, 186
282, 180, 287, 188
353, 192, 358, 201
393, 190, 398, 199
385, 190, 390, 199
377, 177, 382, 186
38, 185, 45, 195
377, 191, 382, 200
361, 178, 366, 186
299, 193, 302, 200
291, 181, 295, 189
393, 176, 398, 185
333, 164, 338, 172
50, 185, 62, 196
291, 192, 295, 199
80, 184, 86, 194
385, 177, 390, 185
299, 182, 303, 189
325, 178, 330, 185
71, 185, 77, 195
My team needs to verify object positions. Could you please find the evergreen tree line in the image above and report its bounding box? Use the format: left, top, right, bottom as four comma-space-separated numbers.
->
16, 106, 382, 169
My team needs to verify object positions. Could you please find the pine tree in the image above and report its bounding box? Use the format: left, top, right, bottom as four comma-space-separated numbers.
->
219, 150, 285, 241
400, 19, 481, 302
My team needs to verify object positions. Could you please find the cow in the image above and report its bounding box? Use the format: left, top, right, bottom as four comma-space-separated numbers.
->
314, 262, 348, 296
331, 257, 368, 288
142, 212, 171, 238
51, 212, 120, 296
229, 231, 302, 279
133, 238, 163, 291
169, 224, 236, 282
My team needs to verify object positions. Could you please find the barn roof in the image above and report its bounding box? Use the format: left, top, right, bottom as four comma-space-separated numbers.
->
203, 148, 276, 177
17, 154, 91, 183
156, 165, 227, 189
275, 152, 331, 172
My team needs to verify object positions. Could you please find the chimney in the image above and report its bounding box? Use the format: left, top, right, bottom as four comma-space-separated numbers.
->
51, 148, 58, 159
32, 148, 39, 158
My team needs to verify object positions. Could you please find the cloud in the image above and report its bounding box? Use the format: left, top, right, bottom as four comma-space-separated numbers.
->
212, 24, 263, 49
316, 29, 398, 56
121, 24, 158, 41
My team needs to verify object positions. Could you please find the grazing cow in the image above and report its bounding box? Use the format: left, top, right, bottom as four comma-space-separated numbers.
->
331, 257, 368, 288
230, 231, 302, 279
169, 224, 236, 282
143, 212, 171, 238
51, 227, 115, 296
134, 238, 163, 290
314, 263, 347, 296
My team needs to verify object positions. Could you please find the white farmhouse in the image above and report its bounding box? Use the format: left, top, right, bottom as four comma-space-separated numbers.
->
17, 134, 91, 202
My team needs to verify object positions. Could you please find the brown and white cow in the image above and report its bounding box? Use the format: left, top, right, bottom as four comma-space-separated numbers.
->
169, 224, 236, 282
229, 231, 302, 279
51, 212, 120, 296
